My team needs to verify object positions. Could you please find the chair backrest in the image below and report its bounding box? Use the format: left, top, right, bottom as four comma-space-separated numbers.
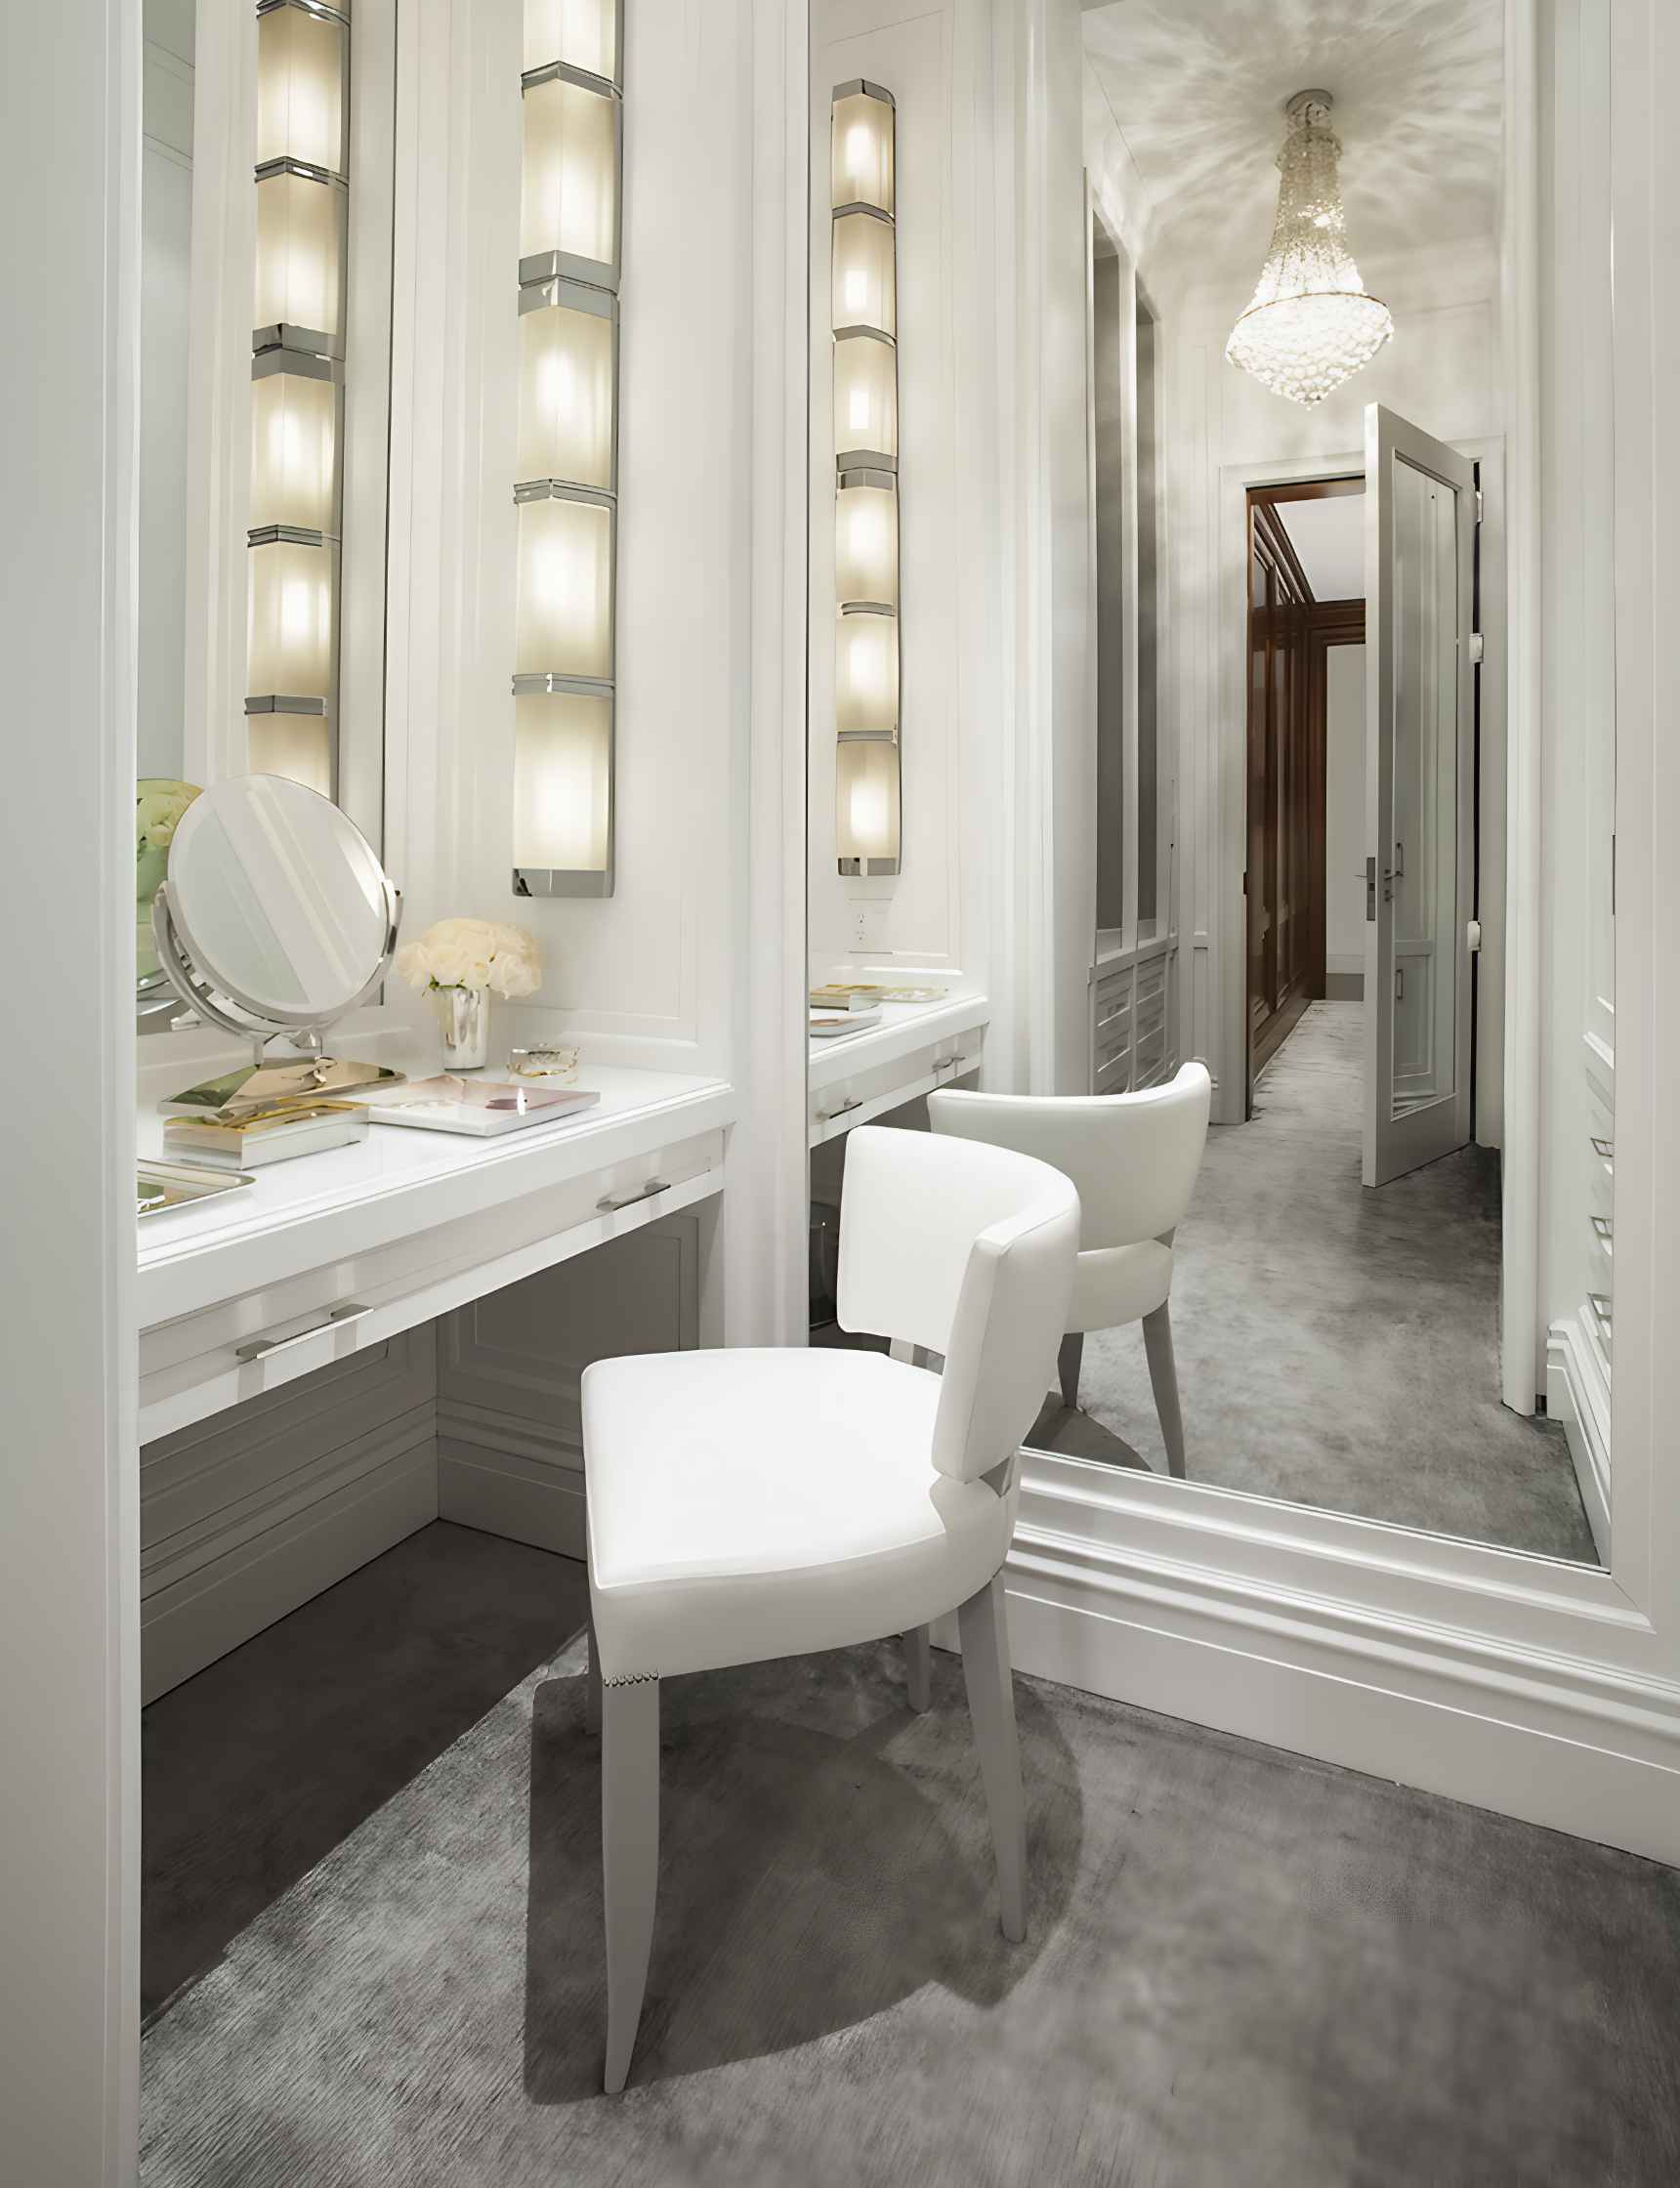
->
836, 1125, 1079, 1484
927, 1062, 1211, 1253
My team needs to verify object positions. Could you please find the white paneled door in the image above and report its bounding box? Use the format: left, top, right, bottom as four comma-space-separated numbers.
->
1362, 403, 1477, 1188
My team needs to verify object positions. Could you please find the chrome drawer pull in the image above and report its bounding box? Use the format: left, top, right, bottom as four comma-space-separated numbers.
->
822, 1097, 862, 1123
236, 1302, 372, 1363
933, 1052, 971, 1076
1590, 1214, 1613, 1242
1588, 1292, 1613, 1330
1590, 1135, 1614, 1160
597, 1177, 670, 1214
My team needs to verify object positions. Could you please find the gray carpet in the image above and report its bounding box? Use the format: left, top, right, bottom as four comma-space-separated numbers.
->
142, 1566, 1680, 2186
1031, 1003, 1595, 1564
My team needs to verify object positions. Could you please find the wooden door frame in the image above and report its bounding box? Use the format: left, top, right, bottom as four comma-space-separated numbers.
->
1243, 482, 1362, 1105
1304, 598, 1367, 1003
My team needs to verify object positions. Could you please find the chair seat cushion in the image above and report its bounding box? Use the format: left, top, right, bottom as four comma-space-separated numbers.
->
582, 1348, 1012, 1683
1070, 1239, 1173, 1331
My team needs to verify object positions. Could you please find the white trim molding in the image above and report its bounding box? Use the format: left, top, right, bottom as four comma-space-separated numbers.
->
1006, 1448, 1680, 1866
1546, 1316, 1612, 1567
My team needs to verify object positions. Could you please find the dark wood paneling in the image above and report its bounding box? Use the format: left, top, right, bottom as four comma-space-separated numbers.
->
1245, 483, 1366, 1108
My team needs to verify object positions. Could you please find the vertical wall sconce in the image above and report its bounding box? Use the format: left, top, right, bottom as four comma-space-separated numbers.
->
831, 79, 899, 876
513, 0, 624, 898
247, 0, 352, 799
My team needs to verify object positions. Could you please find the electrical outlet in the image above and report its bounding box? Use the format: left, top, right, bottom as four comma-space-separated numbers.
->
849, 901, 889, 953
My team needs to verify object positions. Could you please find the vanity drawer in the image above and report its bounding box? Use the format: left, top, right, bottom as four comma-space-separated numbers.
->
1094, 1015, 1131, 1075
1134, 955, 1168, 1010
139, 1123, 726, 1443
1095, 1045, 1131, 1097
809, 1021, 987, 1146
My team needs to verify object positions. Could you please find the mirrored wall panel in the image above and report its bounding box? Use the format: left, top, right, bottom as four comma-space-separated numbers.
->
804, 0, 1616, 1579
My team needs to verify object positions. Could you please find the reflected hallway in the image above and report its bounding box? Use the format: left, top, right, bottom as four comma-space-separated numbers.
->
1032, 1002, 1595, 1562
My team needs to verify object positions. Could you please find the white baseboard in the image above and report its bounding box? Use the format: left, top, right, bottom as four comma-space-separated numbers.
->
437, 1440, 586, 1557
141, 1435, 438, 1702
1546, 1317, 1613, 1565
992, 1518, 1680, 1868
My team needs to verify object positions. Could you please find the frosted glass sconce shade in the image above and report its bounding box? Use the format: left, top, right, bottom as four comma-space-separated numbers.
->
256, 1, 349, 176
511, 8, 621, 896
512, 689, 613, 879
832, 212, 895, 337
515, 490, 613, 682
831, 84, 895, 215
524, 0, 618, 84
247, 710, 334, 799
521, 71, 619, 284
247, 535, 335, 699
834, 333, 897, 467
835, 606, 900, 738
835, 475, 898, 609
836, 737, 901, 868
250, 358, 340, 533
517, 284, 615, 490
254, 165, 346, 346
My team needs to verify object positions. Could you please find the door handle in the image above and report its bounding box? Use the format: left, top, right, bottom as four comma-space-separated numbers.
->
596, 1177, 670, 1214
236, 1302, 372, 1363
1365, 856, 1376, 921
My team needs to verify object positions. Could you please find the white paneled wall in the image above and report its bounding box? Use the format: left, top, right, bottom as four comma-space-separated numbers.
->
1538, 0, 1615, 1542
407, 0, 755, 1076
141, 1329, 437, 1701
437, 1213, 700, 1556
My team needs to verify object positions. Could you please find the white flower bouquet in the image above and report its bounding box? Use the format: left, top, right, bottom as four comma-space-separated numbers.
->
396, 917, 543, 999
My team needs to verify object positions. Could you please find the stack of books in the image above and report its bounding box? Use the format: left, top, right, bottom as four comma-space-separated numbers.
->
163, 1101, 369, 1170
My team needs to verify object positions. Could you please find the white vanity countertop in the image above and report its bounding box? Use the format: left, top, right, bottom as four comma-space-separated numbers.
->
807, 990, 990, 1090
137, 1064, 735, 1328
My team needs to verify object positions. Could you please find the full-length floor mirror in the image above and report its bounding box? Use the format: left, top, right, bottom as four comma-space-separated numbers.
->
806, 0, 1616, 1577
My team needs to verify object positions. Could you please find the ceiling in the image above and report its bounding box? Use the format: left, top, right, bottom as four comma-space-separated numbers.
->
1082, 0, 1503, 296
1278, 491, 1365, 601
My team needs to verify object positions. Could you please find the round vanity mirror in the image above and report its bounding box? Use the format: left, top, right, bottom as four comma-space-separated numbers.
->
154, 776, 401, 1049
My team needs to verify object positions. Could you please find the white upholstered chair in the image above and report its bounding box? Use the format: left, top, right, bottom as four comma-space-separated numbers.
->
928, 1063, 1211, 1476
579, 1124, 1079, 2092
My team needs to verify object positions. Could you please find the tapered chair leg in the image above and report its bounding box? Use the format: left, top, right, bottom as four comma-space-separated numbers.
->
602, 1677, 660, 2093
904, 1624, 932, 1712
1057, 1331, 1083, 1411
1143, 1301, 1187, 1478
957, 1572, 1027, 1943
585, 1598, 602, 1735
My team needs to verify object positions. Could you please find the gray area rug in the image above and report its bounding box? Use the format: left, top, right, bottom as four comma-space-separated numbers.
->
1031, 1002, 1594, 1563
143, 1626, 1680, 2187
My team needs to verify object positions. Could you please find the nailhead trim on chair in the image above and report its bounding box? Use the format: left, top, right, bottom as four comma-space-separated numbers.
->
603, 1669, 659, 1688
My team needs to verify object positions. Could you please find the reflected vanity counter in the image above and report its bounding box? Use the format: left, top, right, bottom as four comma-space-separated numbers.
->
808, 988, 988, 1147
137, 1044, 734, 1445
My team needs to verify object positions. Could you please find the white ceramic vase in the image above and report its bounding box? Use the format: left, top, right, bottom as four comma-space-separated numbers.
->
433, 984, 489, 1071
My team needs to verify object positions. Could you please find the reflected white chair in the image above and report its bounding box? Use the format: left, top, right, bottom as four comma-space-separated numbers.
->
579, 1124, 1078, 2092
928, 1063, 1211, 1476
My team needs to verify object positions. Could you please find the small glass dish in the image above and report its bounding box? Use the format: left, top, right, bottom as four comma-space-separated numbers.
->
507, 1043, 580, 1085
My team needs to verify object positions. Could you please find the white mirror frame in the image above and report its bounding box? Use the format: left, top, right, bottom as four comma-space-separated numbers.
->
975, 0, 1680, 1872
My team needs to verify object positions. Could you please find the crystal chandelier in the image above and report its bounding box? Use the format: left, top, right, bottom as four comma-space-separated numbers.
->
1226, 90, 1394, 406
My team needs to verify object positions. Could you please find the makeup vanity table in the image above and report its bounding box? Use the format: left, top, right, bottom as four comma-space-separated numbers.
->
139, 1054, 735, 1445
807, 989, 989, 1148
